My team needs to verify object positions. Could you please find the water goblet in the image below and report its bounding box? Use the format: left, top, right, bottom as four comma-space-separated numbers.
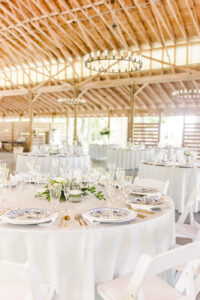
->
108, 163, 116, 172
48, 183, 62, 212
51, 158, 59, 178
105, 182, 115, 207
121, 183, 133, 204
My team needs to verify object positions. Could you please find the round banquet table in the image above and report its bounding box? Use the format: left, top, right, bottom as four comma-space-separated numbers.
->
16, 154, 90, 175
138, 162, 200, 212
89, 144, 121, 161
106, 148, 154, 170
0, 186, 175, 300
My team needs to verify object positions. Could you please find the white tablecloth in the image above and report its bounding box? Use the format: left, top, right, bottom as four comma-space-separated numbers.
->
138, 162, 200, 212
106, 148, 154, 170
89, 144, 121, 161
16, 154, 90, 175
0, 187, 175, 300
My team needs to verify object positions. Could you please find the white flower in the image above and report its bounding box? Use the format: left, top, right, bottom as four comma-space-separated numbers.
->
54, 177, 63, 182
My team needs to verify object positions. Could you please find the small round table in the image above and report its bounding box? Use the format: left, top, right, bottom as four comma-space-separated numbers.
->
106, 148, 154, 170
138, 162, 200, 212
16, 154, 91, 175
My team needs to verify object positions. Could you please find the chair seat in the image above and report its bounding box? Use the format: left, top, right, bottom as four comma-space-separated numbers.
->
0, 283, 54, 300
98, 275, 184, 300
176, 223, 198, 239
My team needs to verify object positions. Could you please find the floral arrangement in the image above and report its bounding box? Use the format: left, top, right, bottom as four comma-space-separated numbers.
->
184, 150, 194, 157
100, 128, 110, 136
36, 178, 106, 201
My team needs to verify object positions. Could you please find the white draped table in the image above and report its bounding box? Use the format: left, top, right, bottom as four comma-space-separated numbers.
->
16, 154, 91, 175
106, 148, 154, 170
138, 162, 200, 212
0, 187, 175, 300
89, 144, 121, 161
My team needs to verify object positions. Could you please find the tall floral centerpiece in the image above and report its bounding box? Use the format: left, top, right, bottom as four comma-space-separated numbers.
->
184, 149, 195, 165
100, 128, 110, 144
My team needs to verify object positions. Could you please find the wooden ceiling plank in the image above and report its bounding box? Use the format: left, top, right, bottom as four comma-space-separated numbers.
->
185, 0, 200, 37
118, 0, 150, 47
88, 0, 127, 49
65, 0, 112, 50
104, 1, 129, 49
166, 0, 188, 40
2, 3, 56, 61
156, 83, 176, 107
134, 0, 161, 42
151, 0, 175, 42
41, 0, 90, 56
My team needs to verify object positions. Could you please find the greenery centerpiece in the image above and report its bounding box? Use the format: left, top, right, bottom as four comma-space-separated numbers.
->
100, 127, 110, 144
184, 150, 194, 157
184, 149, 195, 165
36, 178, 106, 202
100, 128, 110, 136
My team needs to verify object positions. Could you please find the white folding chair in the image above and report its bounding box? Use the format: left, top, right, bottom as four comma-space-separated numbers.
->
176, 187, 200, 241
0, 260, 55, 300
133, 176, 169, 194
98, 241, 200, 300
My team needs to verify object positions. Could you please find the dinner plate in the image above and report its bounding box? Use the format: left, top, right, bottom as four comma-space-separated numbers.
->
129, 196, 167, 211
131, 186, 161, 197
83, 207, 137, 223
0, 208, 58, 225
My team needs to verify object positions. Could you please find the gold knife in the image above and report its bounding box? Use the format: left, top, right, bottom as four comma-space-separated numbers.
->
58, 217, 64, 228
134, 209, 155, 215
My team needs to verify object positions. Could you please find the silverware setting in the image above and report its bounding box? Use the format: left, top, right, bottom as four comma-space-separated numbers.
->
75, 213, 88, 228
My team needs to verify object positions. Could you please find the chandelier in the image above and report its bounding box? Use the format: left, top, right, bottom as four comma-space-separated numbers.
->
58, 97, 86, 105
171, 89, 200, 100
84, 50, 142, 73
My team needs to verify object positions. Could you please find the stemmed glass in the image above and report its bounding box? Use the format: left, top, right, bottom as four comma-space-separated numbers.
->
57, 180, 71, 214
108, 163, 116, 172
63, 180, 70, 201
48, 183, 62, 212
105, 181, 115, 207
33, 165, 40, 184
121, 182, 133, 204
116, 168, 125, 190
52, 158, 59, 178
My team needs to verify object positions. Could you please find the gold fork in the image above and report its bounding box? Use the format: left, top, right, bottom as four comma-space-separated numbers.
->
78, 213, 88, 227
75, 214, 83, 227
58, 216, 64, 228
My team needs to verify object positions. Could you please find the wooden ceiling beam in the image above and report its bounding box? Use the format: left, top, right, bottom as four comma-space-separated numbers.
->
166, 0, 188, 40
185, 0, 200, 37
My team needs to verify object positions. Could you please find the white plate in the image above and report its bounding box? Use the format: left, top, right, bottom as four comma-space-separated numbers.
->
1, 208, 58, 225
129, 196, 167, 211
131, 186, 161, 197
83, 207, 137, 223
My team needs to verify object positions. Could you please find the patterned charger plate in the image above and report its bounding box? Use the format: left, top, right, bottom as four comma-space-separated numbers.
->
1, 208, 57, 225
83, 207, 137, 223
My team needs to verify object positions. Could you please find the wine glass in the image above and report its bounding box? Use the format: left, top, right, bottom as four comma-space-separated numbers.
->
51, 158, 59, 178
116, 168, 125, 190
106, 171, 114, 183
57, 180, 71, 214
121, 182, 133, 204
108, 163, 116, 172
63, 180, 70, 201
105, 181, 115, 207
48, 183, 62, 212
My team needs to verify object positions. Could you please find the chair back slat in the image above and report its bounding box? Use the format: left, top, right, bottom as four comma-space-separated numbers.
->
133, 177, 169, 194
125, 241, 200, 300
